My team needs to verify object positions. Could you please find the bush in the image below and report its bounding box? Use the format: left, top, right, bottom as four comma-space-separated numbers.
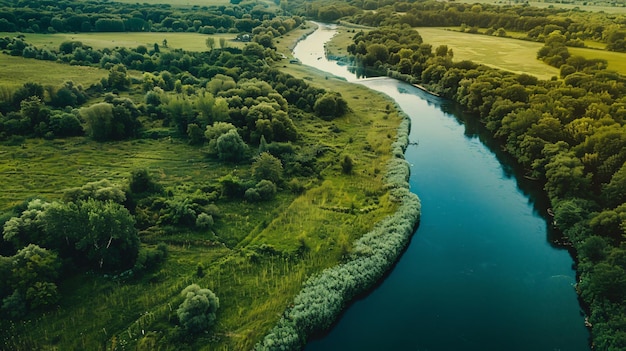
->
177, 284, 219, 334
255, 180, 277, 201
196, 213, 214, 229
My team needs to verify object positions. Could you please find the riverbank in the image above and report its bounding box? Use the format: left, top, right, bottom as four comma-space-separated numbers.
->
257, 24, 422, 350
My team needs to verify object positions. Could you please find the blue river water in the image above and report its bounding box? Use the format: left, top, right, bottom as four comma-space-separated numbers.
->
295, 23, 590, 351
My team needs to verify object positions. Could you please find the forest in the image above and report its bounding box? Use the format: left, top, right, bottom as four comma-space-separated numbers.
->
1, 0, 625, 349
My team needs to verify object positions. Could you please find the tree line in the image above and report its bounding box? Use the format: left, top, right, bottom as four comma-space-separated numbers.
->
0, 0, 286, 35
288, 0, 626, 52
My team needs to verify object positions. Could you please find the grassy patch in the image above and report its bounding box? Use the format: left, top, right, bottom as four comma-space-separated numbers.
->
454, 0, 626, 13
570, 47, 626, 74
416, 27, 560, 80
0, 54, 107, 88
0, 32, 242, 52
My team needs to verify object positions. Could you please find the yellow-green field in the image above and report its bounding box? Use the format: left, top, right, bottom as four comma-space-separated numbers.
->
0, 55, 107, 88
0, 32, 242, 52
417, 27, 561, 80
570, 47, 626, 74
455, 0, 626, 13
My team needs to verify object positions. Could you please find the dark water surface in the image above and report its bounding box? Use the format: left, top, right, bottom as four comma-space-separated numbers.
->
295, 23, 590, 351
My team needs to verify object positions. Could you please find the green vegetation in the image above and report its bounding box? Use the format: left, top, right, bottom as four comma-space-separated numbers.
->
0, 1, 414, 350
2, 0, 625, 349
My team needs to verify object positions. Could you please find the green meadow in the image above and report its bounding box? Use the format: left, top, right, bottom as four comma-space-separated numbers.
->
570, 47, 626, 74
0, 32, 242, 52
455, 0, 626, 13
416, 28, 561, 80
0, 55, 107, 88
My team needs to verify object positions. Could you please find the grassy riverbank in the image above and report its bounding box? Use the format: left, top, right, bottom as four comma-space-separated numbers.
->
258, 22, 421, 349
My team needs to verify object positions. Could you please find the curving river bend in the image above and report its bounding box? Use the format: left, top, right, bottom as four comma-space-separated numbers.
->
294, 23, 591, 351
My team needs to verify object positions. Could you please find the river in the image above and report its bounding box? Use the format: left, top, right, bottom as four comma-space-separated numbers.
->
294, 23, 590, 351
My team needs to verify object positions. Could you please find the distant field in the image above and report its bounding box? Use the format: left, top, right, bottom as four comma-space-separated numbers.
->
325, 25, 560, 80
570, 47, 626, 74
417, 28, 560, 80
0, 32, 242, 52
455, 0, 626, 13
0, 54, 107, 88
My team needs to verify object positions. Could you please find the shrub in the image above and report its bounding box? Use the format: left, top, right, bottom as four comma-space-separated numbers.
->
196, 213, 214, 229
177, 284, 219, 334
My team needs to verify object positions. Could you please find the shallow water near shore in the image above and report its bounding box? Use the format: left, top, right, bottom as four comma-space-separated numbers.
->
297, 23, 590, 351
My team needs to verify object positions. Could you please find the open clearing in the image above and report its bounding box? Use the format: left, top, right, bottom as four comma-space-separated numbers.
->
570, 47, 626, 74
416, 27, 560, 80
0, 32, 242, 52
455, 0, 626, 13
0, 54, 107, 88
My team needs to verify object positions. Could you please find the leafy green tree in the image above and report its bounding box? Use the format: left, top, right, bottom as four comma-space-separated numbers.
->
81, 102, 113, 141
603, 161, 626, 207
129, 168, 162, 195
43, 200, 139, 270
1, 290, 26, 319
313, 92, 348, 120
216, 129, 247, 162
341, 155, 354, 175
48, 112, 83, 137
12, 82, 44, 109
165, 97, 194, 135
252, 152, 283, 183
187, 123, 205, 145
26, 281, 59, 309
3, 199, 50, 249
195, 92, 215, 125
63, 179, 126, 204
108, 64, 131, 90
11, 244, 61, 298
255, 180, 277, 201
177, 284, 219, 334
243, 42, 265, 59
580, 236, 608, 262
544, 151, 590, 200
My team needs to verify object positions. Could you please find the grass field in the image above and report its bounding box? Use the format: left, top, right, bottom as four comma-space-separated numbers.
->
0, 32, 242, 52
0, 54, 107, 88
417, 28, 561, 80
570, 47, 626, 74
455, 0, 626, 13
